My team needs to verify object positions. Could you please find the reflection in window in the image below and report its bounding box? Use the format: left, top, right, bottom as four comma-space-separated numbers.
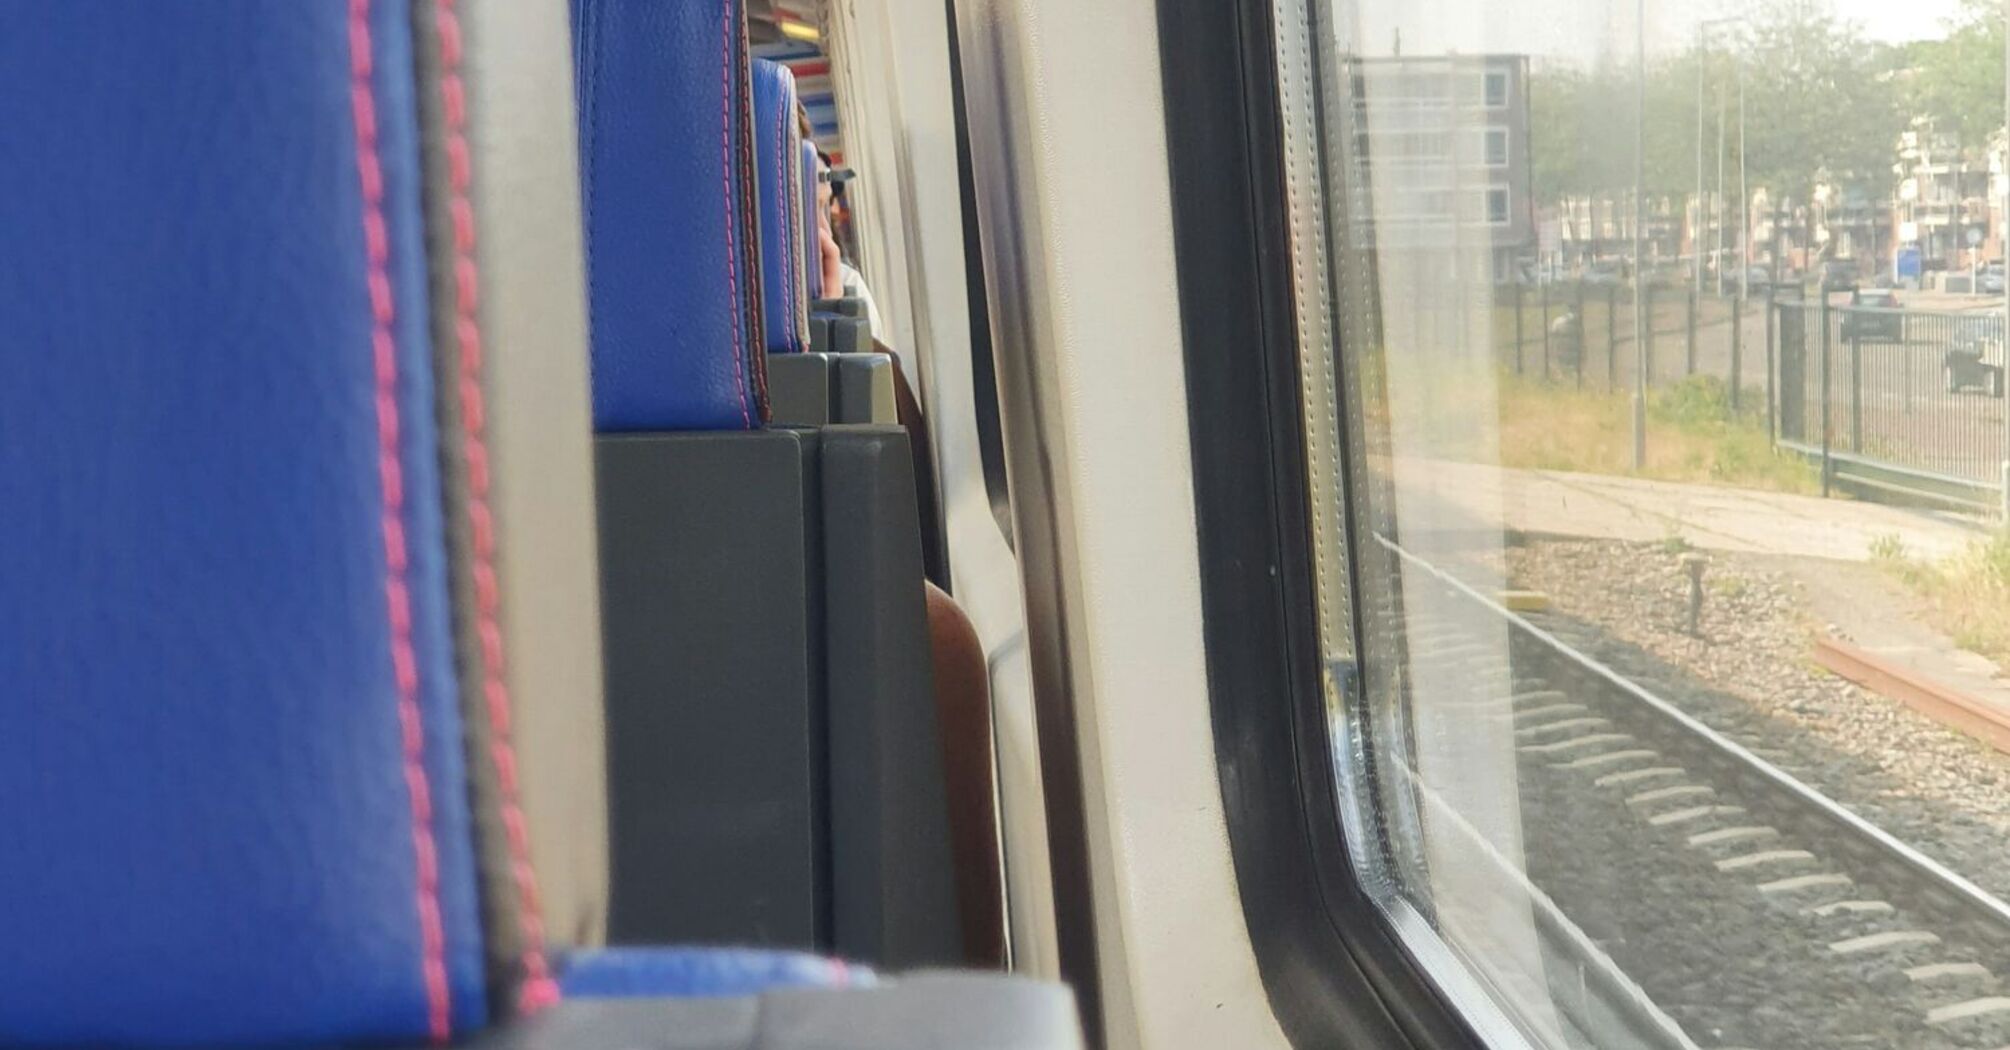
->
1288, 0, 2010, 1047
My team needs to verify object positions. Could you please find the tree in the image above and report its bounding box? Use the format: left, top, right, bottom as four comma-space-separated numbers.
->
1738, 0, 1905, 196
1527, 57, 1688, 201
1903, 0, 2004, 157
1527, 0, 1907, 205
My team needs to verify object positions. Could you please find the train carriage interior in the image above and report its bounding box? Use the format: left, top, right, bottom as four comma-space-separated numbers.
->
15, 0, 2010, 1048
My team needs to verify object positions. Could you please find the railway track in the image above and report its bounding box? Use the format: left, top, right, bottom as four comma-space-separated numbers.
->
1380, 536, 2010, 1049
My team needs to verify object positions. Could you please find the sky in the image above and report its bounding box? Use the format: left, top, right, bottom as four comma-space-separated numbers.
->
1344, 0, 1970, 63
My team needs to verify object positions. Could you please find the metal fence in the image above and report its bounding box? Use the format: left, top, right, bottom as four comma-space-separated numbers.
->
1771, 297, 2006, 512
1493, 280, 2010, 515
1493, 280, 1762, 400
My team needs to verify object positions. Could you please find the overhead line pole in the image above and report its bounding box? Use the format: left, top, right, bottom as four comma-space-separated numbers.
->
1634, 0, 1648, 469
1695, 22, 1706, 298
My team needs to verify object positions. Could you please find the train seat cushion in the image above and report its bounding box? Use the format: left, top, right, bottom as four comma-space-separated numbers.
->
801, 140, 824, 296
573, 0, 769, 431
753, 59, 811, 355
0, 3, 485, 1045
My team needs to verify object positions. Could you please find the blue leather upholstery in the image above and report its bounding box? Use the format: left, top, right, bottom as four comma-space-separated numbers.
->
574, 0, 768, 431
561, 949, 871, 1000
752, 59, 809, 355
0, 5, 486, 1045
801, 140, 825, 301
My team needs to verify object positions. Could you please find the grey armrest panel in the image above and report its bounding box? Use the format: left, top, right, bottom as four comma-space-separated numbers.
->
596, 431, 822, 947
768, 353, 897, 426
594, 428, 958, 963
466, 975, 1084, 1050
820, 428, 961, 967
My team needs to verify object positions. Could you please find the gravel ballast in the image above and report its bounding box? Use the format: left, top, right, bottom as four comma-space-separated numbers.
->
1409, 537, 2010, 1048
1505, 536, 2010, 903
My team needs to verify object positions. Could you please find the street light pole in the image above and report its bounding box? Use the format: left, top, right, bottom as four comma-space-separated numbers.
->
1736, 42, 1748, 411
1738, 46, 1748, 301
1694, 18, 1746, 300
1635, 0, 1649, 469
1695, 22, 1706, 298
1717, 78, 1728, 294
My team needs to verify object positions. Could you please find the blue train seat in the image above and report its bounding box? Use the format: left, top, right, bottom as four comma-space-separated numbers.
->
571, 0, 964, 974
572, 0, 767, 430
802, 140, 825, 298
748, 58, 893, 425
0, 2, 1071, 1047
753, 58, 812, 356
0, 4, 486, 1043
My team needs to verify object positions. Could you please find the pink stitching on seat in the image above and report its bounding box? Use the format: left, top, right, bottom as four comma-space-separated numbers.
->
431, 0, 561, 1016
720, 0, 753, 426
350, 0, 453, 1041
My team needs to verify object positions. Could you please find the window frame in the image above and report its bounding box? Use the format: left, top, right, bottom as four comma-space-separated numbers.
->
1153, 0, 1504, 1045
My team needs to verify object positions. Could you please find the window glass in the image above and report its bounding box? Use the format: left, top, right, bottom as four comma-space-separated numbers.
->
1292, 0, 2010, 1047
1485, 127, 1510, 167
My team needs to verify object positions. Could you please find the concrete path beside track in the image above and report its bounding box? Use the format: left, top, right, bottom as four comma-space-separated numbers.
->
1402, 458, 1985, 563
1398, 458, 2010, 743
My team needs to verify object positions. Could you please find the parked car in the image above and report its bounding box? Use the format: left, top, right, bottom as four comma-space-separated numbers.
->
1839, 288, 1902, 342
1645, 260, 1690, 285
1583, 258, 1624, 286
1819, 258, 1859, 291
1979, 262, 2005, 295
1945, 314, 2005, 396
1719, 266, 1771, 294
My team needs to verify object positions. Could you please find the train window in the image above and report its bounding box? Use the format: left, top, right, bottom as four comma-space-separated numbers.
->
1285, 0, 2010, 1047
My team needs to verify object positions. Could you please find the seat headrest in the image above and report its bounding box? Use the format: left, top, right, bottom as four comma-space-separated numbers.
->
574, 0, 770, 431
0, 5, 487, 1044
753, 59, 812, 355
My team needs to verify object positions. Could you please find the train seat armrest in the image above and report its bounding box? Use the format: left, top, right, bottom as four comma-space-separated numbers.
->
811, 313, 873, 354
597, 431, 823, 947
821, 427, 963, 967
769, 353, 897, 426
812, 297, 868, 319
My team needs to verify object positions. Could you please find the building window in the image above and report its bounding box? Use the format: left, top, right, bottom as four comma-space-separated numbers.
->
1486, 186, 1510, 225
1483, 69, 1508, 108
1484, 127, 1508, 167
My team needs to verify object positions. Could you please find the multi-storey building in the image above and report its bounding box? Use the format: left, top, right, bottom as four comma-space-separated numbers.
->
1344, 54, 1535, 283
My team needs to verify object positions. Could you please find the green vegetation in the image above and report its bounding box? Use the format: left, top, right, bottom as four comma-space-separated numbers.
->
1531, 0, 1907, 203
1898, 0, 2004, 153
1490, 373, 1822, 494
1530, 0, 2005, 220
1868, 531, 1908, 562
1870, 529, 2010, 667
